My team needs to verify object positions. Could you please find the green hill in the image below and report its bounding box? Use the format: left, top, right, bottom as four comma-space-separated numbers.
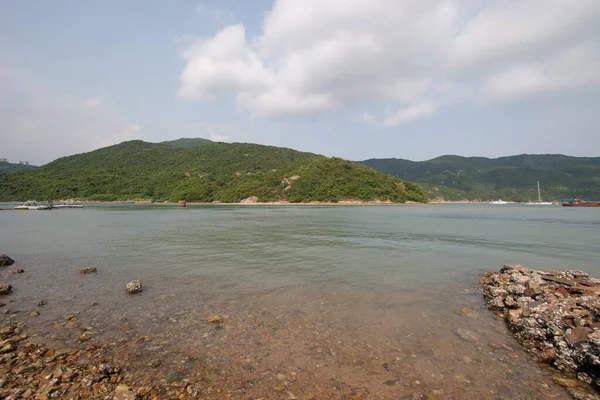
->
0, 140, 427, 203
160, 137, 213, 148
0, 161, 37, 173
359, 154, 600, 202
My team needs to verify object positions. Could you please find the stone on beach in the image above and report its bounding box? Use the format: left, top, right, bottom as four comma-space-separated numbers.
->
125, 280, 142, 294
0, 253, 14, 267
78, 267, 97, 274
0, 284, 12, 295
481, 264, 600, 393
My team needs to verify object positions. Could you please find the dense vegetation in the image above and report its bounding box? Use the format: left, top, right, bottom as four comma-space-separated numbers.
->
160, 138, 212, 148
0, 161, 37, 173
0, 140, 427, 203
359, 154, 600, 201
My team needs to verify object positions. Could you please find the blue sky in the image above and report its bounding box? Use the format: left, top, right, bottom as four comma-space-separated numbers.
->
1, 1, 599, 165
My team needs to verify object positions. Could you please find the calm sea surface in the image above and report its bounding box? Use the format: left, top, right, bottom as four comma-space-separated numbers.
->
1, 203, 599, 398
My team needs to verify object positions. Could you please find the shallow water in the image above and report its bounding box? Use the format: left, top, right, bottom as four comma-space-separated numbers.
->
1, 203, 599, 398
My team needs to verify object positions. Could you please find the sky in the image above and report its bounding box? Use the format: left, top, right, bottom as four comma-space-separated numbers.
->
1, 0, 599, 165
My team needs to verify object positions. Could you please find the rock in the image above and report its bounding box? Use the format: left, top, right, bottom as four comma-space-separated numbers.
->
114, 384, 136, 400
481, 265, 600, 393
98, 363, 121, 376
552, 376, 580, 388
38, 299, 48, 306
126, 280, 142, 294
0, 284, 12, 295
460, 307, 477, 317
78, 267, 97, 274
7, 269, 24, 275
565, 327, 593, 346
455, 328, 479, 343
78, 331, 93, 342
30, 311, 40, 317
208, 315, 222, 323
0, 253, 14, 267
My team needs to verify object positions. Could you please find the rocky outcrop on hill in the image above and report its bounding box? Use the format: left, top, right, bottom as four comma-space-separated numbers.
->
481, 264, 600, 396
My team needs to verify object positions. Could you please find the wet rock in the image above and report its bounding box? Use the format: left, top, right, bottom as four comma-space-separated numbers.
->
455, 328, 479, 343
481, 264, 600, 390
7, 269, 24, 275
38, 299, 48, 306
78, 331, 93, 342
460, 307, 477, 317
78, 267, 97, 274
125, 280, 142, 294
0, 253, 14, 267
0, 284, 12, 295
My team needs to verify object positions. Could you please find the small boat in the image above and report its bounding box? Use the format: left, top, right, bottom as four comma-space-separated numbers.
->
560, 198, 600, 207
14, 201, 52, 210
490, 199, 508, 205
526, 181, 553, 205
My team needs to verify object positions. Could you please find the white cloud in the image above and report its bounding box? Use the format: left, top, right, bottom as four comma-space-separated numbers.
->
383, 102, 436, 128
483, 42, 600, 102
209, 132, 229, 142
179, 0, 600, 125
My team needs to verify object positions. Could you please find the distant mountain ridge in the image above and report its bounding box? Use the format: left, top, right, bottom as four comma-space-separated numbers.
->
359, 154, 600, 201
0, 139, 427, 203
0, 161, 37, 173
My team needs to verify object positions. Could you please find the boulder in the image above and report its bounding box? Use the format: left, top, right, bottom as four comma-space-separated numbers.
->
126, 280, 142, 294
0, 284, 12, 295
0, 254, 14, 267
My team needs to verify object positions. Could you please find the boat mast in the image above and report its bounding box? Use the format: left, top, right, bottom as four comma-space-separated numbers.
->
537, 181, 541, 202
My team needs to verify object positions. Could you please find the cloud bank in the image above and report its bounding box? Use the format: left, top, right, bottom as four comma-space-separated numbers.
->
179, 0, 600, 127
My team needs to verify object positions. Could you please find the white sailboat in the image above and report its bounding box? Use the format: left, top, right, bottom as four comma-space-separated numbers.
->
526, 181, 553, 205
490, 199, 508, 205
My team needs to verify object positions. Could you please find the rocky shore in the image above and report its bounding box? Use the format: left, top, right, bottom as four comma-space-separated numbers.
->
481, 264, 600, 399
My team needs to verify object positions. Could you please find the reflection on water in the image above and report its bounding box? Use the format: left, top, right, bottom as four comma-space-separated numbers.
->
2, 204, 599, 398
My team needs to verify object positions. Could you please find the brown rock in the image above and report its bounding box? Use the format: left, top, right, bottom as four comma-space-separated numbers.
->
78, 267, 97, 274
0, 284, 12, 295
565, 327, 593, 346
208, 315, 222, 323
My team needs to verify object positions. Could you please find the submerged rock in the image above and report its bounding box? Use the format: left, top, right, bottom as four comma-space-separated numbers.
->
0, 284, 12, 295
0, 253, 14, 267
125, 280, 142, 294
7, 269, 24, 275
455, 328, 479, 343
78, 267, 97, 274
481, 264, 600, 392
